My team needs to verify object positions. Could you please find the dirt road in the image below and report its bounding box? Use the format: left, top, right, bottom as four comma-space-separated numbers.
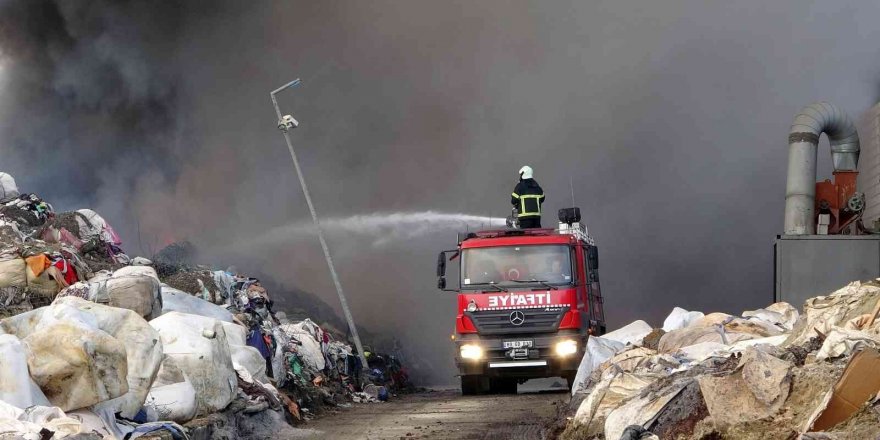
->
301, 380, 568, 440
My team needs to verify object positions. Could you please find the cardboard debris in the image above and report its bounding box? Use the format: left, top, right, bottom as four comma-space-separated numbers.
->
805, 347, 880, 432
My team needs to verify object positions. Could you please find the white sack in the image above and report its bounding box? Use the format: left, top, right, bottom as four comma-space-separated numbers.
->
213, 270, 234, 303
676, 335, 788, 363
604, 381, 688, 440
0, 400, 81, 439
0, 173, 19, 201
662, 307, 705, 332
93, 274, 161, 319
145, 379, 198, 423
150, 312, 238, 416
232, 345, 270, 384
571, 336, 626, 396
130, 257, 153, 266
113, 265, 158, 281
574, 371, 657, 435
223, 320, 268, 382
75, 209, 112, 241
0, 258, 26, 289
221, 321, 247, 346
160, 284, 233, 322
658, 313, 781, 353
816, 327, 880, 361
742, 302, 799, 332
698, 348, 792, 427
603, 320, 653, 345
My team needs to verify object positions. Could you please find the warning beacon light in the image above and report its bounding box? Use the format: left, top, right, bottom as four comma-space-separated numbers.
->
558, 207, 581, 225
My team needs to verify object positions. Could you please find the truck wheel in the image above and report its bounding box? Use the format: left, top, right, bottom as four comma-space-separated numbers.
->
461, 375, 482, 395
564, 372, 577, 391
489, 378, 517, 394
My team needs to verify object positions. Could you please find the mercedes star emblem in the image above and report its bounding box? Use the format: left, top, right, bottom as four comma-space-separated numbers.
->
509, 310, 525, 326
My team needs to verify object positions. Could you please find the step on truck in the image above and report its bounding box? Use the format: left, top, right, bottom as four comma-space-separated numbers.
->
436, 208, 606, 395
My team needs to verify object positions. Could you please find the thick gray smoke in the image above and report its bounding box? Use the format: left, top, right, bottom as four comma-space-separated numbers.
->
3, 0, 880, 384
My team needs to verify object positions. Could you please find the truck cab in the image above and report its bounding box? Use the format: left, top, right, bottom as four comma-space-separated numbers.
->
437, 208, 606, 395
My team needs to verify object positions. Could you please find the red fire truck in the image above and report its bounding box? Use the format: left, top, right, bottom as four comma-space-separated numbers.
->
436, 208, 606, 394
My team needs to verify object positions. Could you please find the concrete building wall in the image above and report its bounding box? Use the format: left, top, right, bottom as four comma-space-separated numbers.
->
858, 103, 880, 227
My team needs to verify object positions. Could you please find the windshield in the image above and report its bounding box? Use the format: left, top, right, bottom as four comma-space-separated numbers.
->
461, 245, 572, 289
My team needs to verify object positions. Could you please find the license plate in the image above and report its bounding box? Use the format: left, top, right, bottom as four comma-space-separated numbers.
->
503, 340, 534, 349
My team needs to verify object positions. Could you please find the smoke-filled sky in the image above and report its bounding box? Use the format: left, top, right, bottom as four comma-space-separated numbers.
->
3, 0, 880, 384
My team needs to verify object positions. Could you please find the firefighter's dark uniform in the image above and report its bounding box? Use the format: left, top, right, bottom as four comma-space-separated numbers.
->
511, 179, 545, 228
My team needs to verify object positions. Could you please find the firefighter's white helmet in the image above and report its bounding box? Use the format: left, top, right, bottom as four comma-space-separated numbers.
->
519, 166, 533, 179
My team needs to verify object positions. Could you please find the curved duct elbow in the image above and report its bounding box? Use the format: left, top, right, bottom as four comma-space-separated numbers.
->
784, 102, 860, 235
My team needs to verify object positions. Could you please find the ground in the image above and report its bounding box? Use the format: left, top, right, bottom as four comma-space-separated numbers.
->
300, 379, 569, 440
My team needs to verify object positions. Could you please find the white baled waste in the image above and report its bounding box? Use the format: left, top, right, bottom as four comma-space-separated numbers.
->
0, 257, 26, 289
150, 312, 238, 416
145, 379, 198, 423
231, 345, 270, 384
0, 172, 19, 201
1, 298, 163, 416
25, 321, 129, 411
104, 267, 162, 319
75, 209, 117, 244
58, 265, 163, 320
0, 334, 50, 409
222, 321, 269, 383
161, 284, 233, 322
280, 321, 326, 371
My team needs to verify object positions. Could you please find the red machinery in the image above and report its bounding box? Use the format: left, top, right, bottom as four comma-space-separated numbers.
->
814, 171, 865, 234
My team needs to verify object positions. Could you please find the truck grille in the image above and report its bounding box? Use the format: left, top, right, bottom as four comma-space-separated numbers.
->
465, 308, 567, 335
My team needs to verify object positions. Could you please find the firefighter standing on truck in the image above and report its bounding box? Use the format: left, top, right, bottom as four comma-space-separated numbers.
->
511, 165, 545, 228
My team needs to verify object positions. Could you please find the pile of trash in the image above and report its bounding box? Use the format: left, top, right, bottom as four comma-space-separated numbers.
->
0, 172, 408, 439
559, 280, 880, 440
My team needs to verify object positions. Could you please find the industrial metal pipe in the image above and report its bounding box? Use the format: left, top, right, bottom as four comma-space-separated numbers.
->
784, 102, 860, 235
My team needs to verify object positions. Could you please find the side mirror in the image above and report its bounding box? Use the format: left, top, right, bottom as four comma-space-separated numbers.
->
437, 277, 447, 289
587, 246, 599, 270
437, 252, 447, 277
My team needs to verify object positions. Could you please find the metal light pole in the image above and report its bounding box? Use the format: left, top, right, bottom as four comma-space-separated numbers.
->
271, 78, 370, 372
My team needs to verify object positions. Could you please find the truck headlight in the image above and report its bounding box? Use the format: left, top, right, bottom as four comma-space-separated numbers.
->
555, 340, 578, 357
460, 344, 483, 360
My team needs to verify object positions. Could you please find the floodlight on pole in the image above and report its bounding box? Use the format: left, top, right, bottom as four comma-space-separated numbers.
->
270, 78, 370, 371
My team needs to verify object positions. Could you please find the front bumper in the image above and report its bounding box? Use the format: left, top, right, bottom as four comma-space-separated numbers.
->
454, 331, 584, 379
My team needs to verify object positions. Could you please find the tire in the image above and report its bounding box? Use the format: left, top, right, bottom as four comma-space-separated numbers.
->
564, 372, 577, 391
489, 378, 517, 394
461, 375, 482, 395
